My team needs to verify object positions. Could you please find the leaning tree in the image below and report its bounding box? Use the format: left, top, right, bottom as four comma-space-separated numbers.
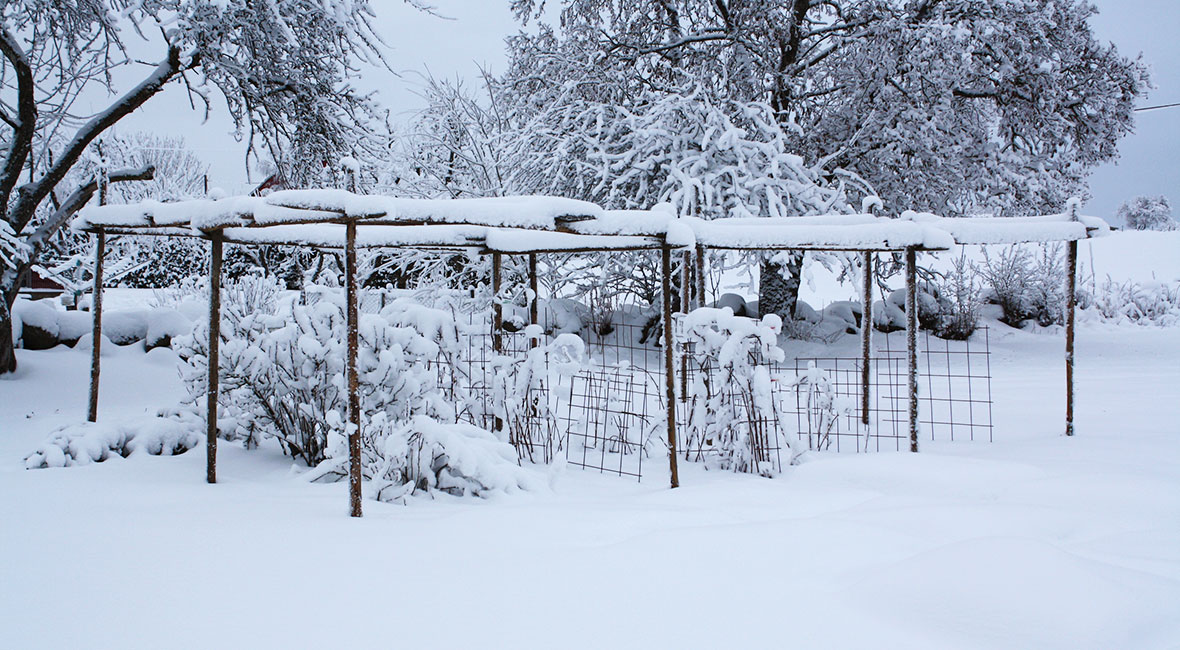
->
0, 0, 423, 374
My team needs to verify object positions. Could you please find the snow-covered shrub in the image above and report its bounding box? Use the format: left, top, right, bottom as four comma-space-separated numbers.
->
680, 308, 796, 475
1118, 195, 1177, 231
789, 362, 855, 452
929, 253, 982, 340
176, 279, 530, 500
1087, 278, 1180, 326
492, 326, 587, 463
24, 414, 203, 469
976, 244, 1066, 327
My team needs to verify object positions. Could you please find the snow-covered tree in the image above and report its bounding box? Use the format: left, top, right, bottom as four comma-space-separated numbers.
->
1118, 195, 1176, 231
502, 84, 854, 318
500, 0, 1149, 315
389, 73, 513, 200
0, 0, 420, 374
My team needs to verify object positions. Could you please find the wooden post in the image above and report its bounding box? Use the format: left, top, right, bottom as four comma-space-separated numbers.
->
86, 230, 105, 422
345, 220, 363, 517
905, 247, 919, 453
680, 251, 691, 401
860, 251, 873, 427
1065, 202, 1079, 437
661, 246, 680, 488
206, 234, 223, 484
528, 253, 539, 348
695, 245, 706, 309
87, 166, 108, 422
1065, 239, 1077, 437
491, 252, 503, 353
491, 251, 504, 434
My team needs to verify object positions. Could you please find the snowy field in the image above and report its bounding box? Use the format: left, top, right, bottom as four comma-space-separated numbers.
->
2, 237, 1179, 649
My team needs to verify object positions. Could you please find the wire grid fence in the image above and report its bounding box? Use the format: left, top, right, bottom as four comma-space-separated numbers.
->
561, 365, 664, 479
786, 356, 909, 453
327, 288, 992, 480
879, 326, 995, 443
466, 301, 666, 480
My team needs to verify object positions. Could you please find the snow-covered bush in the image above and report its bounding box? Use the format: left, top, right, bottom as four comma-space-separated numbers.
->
680, 308, 796, 475
492, 326, 587, 463
789, 362, 856, 452
1118, 195, 1177, 231
976, 244, 1066, 327
24, 414, 203, 469
176, 278, 531, 500
1086, 278, 1180, 326
929, 253, 982, 340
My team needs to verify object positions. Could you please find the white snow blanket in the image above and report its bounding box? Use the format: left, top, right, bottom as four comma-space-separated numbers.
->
24, 415, 203, 468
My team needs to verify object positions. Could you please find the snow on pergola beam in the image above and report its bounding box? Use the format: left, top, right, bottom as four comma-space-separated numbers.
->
74, 191, 1110, 252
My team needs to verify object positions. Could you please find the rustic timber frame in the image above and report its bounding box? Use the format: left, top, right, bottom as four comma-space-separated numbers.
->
74, 184, 1105, 516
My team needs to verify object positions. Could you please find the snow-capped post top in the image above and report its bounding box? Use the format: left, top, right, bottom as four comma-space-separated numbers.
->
340, 157, 360, 194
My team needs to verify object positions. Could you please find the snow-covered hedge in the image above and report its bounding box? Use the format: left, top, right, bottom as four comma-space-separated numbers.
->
175, 276, 537, 500
24, 414, 203, 469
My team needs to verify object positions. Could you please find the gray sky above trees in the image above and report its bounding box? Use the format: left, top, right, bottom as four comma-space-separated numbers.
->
105, 0, 1176, 224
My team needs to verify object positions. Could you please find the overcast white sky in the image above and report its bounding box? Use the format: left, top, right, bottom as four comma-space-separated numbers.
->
109, 0, 1177, 223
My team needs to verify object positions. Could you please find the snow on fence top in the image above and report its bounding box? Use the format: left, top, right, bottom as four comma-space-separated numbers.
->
73, 190, 1107, 253
903, 211, 1110, 244
669, 215, 954, 251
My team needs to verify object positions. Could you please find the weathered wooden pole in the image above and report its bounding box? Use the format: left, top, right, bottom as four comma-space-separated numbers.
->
695, 244, 706, 309
1065, 203, 1079, 437
860, 250, 873, 427
905, 247, 919, 452
661, 245, 680, 488
344, 219, 363, 517
206, 233, 223, 484
1065, 239, 1077, 437
528, 253, 539, 348
491, 252, 503, 353
491, 251, 504, 434
680, 251, 691, 401
86, 230, 105, 423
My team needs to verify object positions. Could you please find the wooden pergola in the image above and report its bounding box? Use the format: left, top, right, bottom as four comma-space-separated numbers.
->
75, 186, 1108, 516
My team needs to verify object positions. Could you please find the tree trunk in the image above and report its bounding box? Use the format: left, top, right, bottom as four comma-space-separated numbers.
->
0, 296, 16, 374
758, 253, 804, 320
0, 258, 31, 375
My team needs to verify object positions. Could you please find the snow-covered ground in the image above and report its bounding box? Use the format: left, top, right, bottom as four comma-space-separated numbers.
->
2, 236, 1178, 649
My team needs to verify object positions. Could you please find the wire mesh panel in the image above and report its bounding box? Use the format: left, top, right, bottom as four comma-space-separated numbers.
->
561, 366, 663, 480
786, 357, 907, 453
879, 326, 995, 442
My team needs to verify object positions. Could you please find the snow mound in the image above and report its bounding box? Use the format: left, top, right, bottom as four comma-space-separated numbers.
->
24, 415, 203, 469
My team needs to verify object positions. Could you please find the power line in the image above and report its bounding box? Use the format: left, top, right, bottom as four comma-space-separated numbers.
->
1135, 101, 1180, 112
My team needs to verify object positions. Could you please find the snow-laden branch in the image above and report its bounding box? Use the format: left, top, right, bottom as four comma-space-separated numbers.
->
26, 165, 156, 252
0, 27, 36, 219
8, 46, 184, 232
